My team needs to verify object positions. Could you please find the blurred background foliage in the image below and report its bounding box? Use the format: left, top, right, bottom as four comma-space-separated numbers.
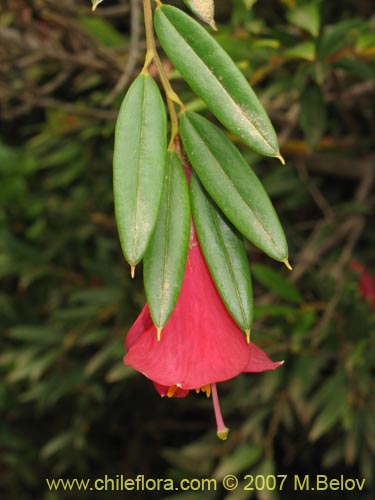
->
0, 0, 374, 499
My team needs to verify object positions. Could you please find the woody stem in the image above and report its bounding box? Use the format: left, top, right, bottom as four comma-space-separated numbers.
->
142, 0, 185, 149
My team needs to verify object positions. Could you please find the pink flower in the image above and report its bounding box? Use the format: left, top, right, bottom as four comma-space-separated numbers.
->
124, 227, 283, 439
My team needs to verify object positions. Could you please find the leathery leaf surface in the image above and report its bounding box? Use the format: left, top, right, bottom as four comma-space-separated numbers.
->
144, 152, 190, 331
180, 111, 288, 262
154, 5, 280, 158
113, 73, 167, 270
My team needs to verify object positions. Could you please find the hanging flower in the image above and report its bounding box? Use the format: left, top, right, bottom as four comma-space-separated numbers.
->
124, 226, 283, 439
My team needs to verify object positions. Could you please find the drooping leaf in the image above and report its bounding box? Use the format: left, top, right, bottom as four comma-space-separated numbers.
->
144, 152, 190, 331
286, 2, 321, 38
180, 111, 289, 262
113, 73, 167, 270
154, 5, 281, 159
190, 173, 253, 334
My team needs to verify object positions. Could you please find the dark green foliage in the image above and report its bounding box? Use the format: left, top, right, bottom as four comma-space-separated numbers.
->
0, 1, 374, 499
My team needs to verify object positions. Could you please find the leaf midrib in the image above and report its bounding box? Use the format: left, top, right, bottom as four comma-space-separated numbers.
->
209, 203, 249, 329
159, 8, 275, 153
186, 117, 283, 256
158, 158, 173, 327
131, 76, 147, 264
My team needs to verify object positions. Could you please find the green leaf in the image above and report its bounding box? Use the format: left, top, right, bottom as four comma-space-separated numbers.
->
285, 41, 316, 61
7, 325, 62, 345
254, 304, 298, 320
144, 152, 190, 332
84, 340, 119, 376
356, 31, 375, 52
190, 174, 253, 334
309, 387, 347, 441
154, 5, 281, 159
105, 363, 136, 383
78, 17, 125, 48
113, 73, 167, 270
317, 19, 364, 60
180, 111, 289, 263
252, 263, 302, 304
299, 83, 326, 148
214, 444, 262, 480
40, 431, 74, 460
287, 2, 321, 38
333, 58, 374, 81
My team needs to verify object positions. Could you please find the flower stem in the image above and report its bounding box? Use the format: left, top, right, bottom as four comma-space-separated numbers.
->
142, 0, 185, 150
211, 383, 229, 440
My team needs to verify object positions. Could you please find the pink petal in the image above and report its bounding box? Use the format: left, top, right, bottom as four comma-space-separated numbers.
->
124, 243, 251, 389
125, 304, 153, 350
244, 342, 284, 373
153, 382, 190, 398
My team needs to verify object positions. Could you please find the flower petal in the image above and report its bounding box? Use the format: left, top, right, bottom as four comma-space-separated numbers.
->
124, 243, 251, 389
245, 342, 284, 372
153, 382, 190, 398
125, 304, 153, 350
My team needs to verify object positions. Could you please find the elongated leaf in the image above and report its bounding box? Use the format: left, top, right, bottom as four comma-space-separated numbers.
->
180, 111, 288, 262
214, 444, 262, 480
154, 5, 281, 159
144, 153, 190, 331
317, 19, 364, 60
285, 41, 316, 61
191, 174, 253, 333
286, 2, 321, 38
113, 73, 167, 270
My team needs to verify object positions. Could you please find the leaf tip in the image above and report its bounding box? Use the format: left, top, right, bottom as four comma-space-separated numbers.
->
157, 326, 163, 342
275, 152, 286, 165
91, 0, 102, 12
130, 265, 136, 279
245, 328, 251, 344
210, 21, 218, 31
283, 258, 293, 271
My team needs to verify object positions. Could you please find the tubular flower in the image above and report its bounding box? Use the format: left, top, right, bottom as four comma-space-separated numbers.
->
124, 227, 283, 439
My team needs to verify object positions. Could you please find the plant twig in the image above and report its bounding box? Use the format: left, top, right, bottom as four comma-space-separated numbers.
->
295, 158, 335, 220
309, 165, 375, 338
141, 0, 185, 148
